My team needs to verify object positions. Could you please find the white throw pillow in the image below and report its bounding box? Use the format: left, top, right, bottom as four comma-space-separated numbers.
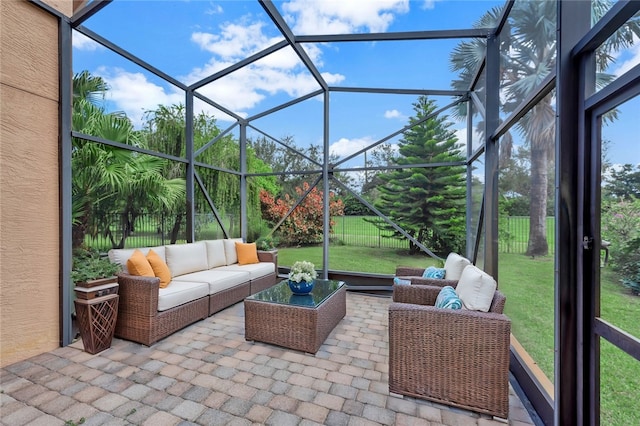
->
205, 240, 227, 268
165, 242, 208, 277
223, 238, 243, 265
455, 265, 497, 312
443, 252, 471, 280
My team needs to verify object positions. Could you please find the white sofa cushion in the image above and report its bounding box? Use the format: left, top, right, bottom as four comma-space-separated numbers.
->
205, 240, 227, 268
455, 265, 497, 312
223, 238, 243, 265
443, 252, 472, 280
216, 262, 276, 280
172, 270, 251, 294
165, 242, 208, 278
108, 246, 166, 274
157, 280, 209, 312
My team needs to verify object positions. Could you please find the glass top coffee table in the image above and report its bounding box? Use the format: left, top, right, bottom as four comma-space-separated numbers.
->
244, 279, 346, 353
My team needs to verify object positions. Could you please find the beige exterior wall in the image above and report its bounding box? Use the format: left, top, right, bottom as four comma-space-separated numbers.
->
0, 0, 68, 367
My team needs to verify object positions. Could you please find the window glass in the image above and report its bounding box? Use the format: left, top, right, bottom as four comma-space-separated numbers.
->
498, 91, 557, 384
599, 95, 640, 338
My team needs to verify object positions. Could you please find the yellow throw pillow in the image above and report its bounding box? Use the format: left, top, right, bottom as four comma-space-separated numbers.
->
127, 249, 155, 277
236, 242, 259, 265
147, 249, 172, 288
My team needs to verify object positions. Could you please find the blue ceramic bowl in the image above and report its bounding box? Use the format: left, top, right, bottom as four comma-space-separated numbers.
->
288, 279, 314, 295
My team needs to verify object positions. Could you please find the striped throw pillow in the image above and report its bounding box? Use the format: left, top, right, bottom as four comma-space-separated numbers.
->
435, 286, 463, 310
422, 266, 446, 279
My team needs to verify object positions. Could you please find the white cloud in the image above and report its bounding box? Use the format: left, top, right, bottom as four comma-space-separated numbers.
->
611, 37, 640, 77
72, 31, 102, 51
282, 0, 410, 34
205, 2, 223, 15
184, 54, 343, 114
421, 0, 443, 10
330, 136, 377, 158
192, 21, 283, 60
96, 67, 184, 127
182, 18, 344, 119
384, 109, 404, 120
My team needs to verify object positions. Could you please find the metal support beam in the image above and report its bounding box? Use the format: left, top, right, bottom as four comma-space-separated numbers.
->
59, 15, 73, 347
572, 0, 640, 57
493, 72, 556, 141
240, 123, 248, 239
193, 91, 246, 123
247, 89, 324, 122
466, 100, 474, 260
73, 26, 187, 92
260, 0, 328, 91
195, 122, 239, 158
329, 86, 467, 97
297, 28, 490, 43
331, 179, 440, 260
322, 92, 330, 279
185, 92, 195, 243
555, 1, 592, 424
70, 0, 111, 25
190, 40, 289, 90
483, 34, 500, 279
194, 171, 229, 238
71, 131, 188, 163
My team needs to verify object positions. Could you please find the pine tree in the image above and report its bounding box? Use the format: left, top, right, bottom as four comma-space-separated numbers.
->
374, 96, 466, 255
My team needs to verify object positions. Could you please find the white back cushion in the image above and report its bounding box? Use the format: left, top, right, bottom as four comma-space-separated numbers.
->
455, 265, 497, 312
165, 242, 208, 277
108, 246, 166, 273
443, 252, 471, 280
223, 238, 243, 265
205, 240, 227, 268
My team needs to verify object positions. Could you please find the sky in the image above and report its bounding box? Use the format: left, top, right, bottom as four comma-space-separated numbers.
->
73, 0, 639, 174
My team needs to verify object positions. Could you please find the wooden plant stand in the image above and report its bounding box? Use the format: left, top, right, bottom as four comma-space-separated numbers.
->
74, 293, 119, 354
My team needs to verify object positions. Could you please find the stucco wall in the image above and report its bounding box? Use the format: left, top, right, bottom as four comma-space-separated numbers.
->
0, 0, 62, 367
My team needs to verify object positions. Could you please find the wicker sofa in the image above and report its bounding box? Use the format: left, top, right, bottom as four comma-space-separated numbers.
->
389, 278, 511, 419
108, 239, 277, 345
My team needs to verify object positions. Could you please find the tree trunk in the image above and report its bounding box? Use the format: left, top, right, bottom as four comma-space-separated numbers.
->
72, 222, 87, 249
169, 214, 183, 244
527, 147, 549, 256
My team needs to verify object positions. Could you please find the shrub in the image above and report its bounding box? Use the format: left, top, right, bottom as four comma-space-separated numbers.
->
71, 248, 121, 284
255, 236, 278, 251
260, 182, 344, 246
602, 199, 640, 294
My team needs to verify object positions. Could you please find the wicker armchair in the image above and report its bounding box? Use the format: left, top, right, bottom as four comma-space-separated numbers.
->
395, 252, 471, 287
389, 283, 511, 419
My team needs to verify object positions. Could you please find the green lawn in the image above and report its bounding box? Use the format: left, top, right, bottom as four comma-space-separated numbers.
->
277, 245, 440, 274
498, 253, 640, 425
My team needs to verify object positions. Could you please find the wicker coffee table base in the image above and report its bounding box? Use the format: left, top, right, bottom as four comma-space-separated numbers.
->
244, 285, 346, 353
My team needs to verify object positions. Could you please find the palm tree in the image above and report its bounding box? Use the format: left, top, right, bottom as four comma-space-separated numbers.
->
450, 0, 640, 256
72, 72, 185, 248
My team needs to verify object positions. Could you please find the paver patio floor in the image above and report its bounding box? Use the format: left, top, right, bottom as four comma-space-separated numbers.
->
1, 292, 534, 425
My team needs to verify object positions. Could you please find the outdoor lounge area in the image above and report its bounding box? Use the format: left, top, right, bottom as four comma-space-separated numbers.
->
0, 292, 534, 425
2, 0, 640, 425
